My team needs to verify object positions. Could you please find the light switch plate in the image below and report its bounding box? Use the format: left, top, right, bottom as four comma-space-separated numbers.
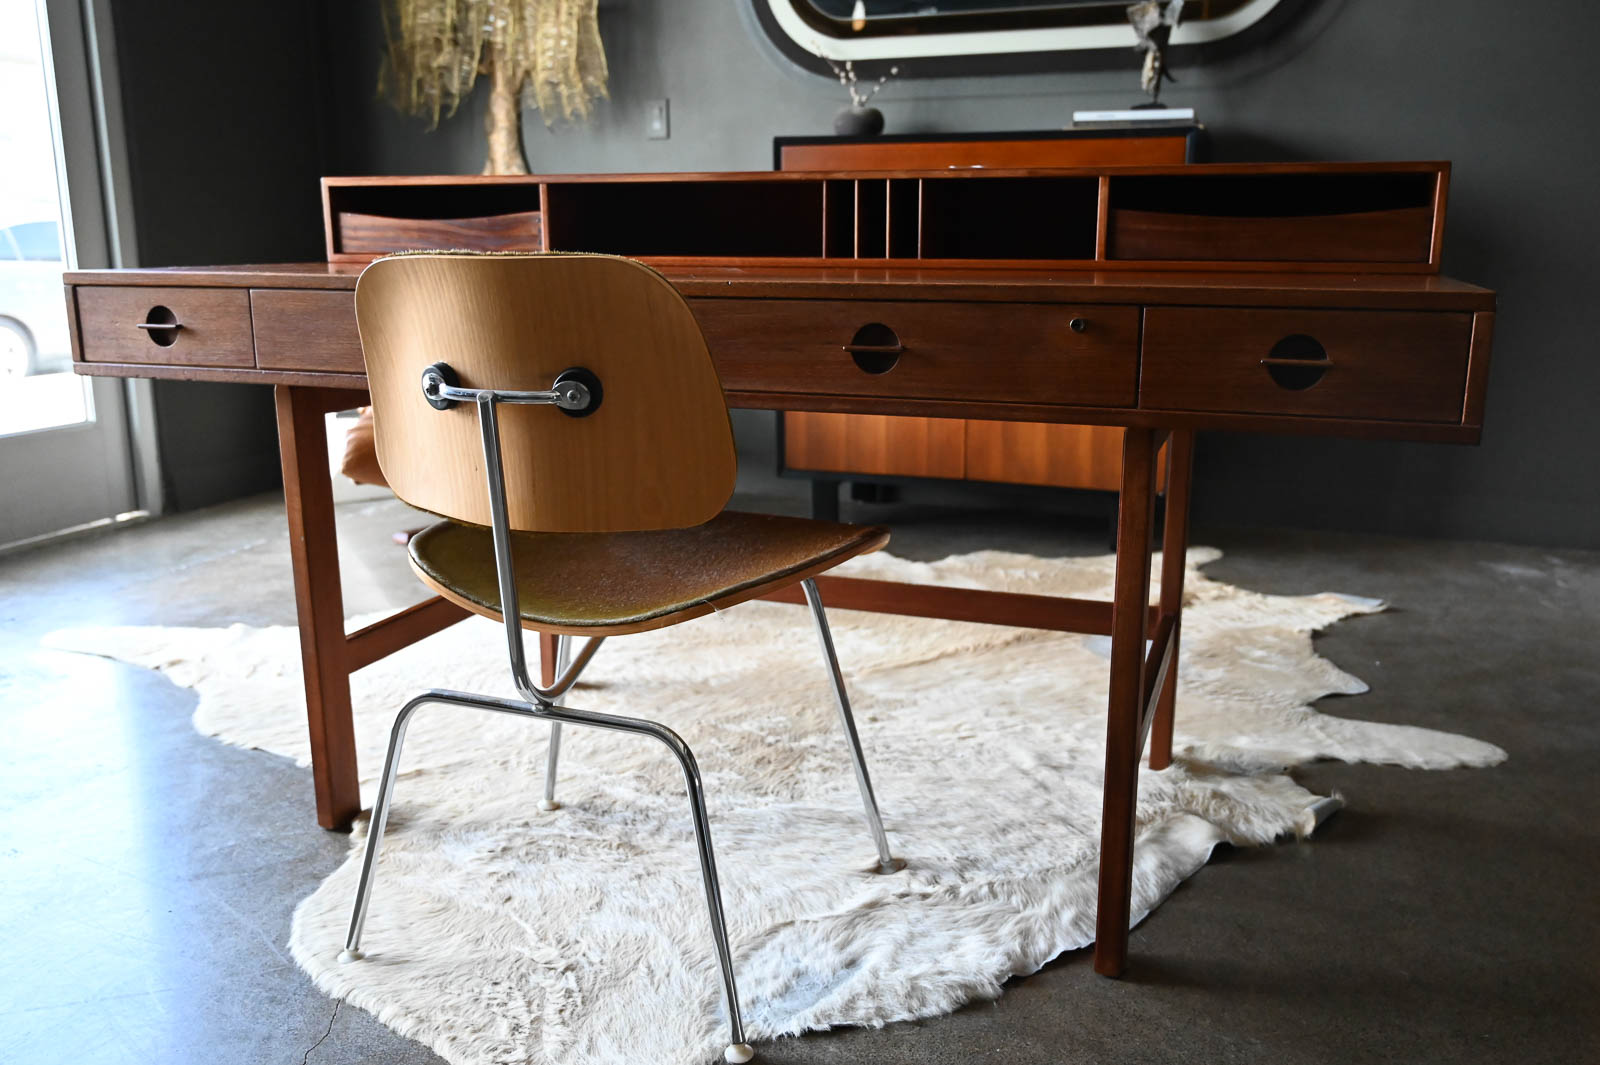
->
646, 98, 670, 140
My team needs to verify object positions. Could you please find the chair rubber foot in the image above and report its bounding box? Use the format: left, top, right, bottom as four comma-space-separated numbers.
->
338, 949, 364, 963
538, 798, 561, 811
724, 1043, 755, 1063
874, 857, 907, 875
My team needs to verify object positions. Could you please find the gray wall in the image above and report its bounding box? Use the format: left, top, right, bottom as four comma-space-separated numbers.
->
160, 0, 1592, 548
317, 0, 1600, 549
112, 0, 330, 510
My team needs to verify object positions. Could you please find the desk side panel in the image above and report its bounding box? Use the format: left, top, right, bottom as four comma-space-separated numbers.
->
1462, 311, 1494, 431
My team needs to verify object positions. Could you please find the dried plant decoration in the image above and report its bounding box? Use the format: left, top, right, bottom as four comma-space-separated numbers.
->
379, 0, 609, 175
824, 58, 900, 112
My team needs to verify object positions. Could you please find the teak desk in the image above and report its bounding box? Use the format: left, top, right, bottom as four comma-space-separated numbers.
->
65, 165, 1495, 978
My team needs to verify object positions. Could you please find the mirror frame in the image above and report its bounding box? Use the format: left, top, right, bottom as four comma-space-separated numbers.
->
754, 0, 1294, 78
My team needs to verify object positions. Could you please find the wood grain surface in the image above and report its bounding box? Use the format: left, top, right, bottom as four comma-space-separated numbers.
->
693, 299, 1139, 407
356, 253, 738, 533
75, 285, 254, 367
252, 289, 364, 373
783, 412, 967, 479
778, 135, 1190, 173
1140, 306, 1473, 423
336, 209, 543, 256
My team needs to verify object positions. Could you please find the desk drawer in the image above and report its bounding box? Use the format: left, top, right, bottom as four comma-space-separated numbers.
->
1140, 307, 1472, 424
692, 299, 1139, 407
252, 289, 364, 373
75, 286, 254, 367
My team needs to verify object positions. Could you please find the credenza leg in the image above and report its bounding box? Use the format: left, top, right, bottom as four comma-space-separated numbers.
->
276, 385, 364, 832
810, 479, 841, 523
1094, 427, 1159, 977
1149, 429, 1195, 770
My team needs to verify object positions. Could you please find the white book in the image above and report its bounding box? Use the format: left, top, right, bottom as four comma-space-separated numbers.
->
1072, 107, 1196, 124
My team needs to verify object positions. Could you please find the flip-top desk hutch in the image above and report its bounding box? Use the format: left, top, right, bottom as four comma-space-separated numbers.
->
65, 162, 1494, 978
772, 127, 1202, 517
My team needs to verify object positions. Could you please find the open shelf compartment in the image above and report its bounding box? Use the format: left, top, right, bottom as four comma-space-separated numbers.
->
1106, 171, 1440, 264
543, 180, 825, 258
919, 176, 1099, 262
324, 182, 545, 259
324, 163, 1448, 271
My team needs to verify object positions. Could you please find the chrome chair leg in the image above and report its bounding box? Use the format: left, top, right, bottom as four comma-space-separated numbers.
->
340, 689, 463, 962
800, 577, 903, 874
663, 727, 754, 1063
337, 687, 753, 1063
540, 635, 571, 811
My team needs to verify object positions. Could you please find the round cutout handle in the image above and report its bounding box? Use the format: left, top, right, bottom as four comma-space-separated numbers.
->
1260, 334, 1332, 391
844, 323, 903, 374
136, 305, 184, 347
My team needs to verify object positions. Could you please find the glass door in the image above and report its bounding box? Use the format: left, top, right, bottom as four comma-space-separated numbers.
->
0, 0, 137, 545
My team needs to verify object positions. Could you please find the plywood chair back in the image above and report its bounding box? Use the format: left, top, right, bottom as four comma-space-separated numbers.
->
356, 253, 738, 532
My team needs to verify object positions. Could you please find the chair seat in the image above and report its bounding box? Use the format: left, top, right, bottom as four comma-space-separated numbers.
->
408, 510, 890, 636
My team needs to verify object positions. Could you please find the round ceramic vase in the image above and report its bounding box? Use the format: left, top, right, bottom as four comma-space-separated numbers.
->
833, 106, 885, 136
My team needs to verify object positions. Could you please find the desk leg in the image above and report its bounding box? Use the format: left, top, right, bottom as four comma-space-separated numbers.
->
810, 480, 841, 523
275, 385, 362, 831
538, 632, 559, 687
1094, 427, 1159, 977
1149, 429, 1195, 770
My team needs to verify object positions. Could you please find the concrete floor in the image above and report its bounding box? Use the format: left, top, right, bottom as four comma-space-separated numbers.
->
2, 488, 1597, 1064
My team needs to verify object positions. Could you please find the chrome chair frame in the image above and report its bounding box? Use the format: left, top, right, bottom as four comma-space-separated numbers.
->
339, 387, 900, 1063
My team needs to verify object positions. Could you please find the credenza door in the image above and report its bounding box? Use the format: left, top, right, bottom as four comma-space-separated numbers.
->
783, 412, 965, 480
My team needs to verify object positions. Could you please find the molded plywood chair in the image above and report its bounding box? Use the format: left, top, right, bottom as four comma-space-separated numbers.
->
337, 252, 901, 1063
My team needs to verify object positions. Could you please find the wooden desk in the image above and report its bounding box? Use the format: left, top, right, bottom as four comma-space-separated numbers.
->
64, 166, 1496, 980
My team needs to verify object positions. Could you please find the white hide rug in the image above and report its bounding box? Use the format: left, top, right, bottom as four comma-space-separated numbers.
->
44, 548, 1506, 1065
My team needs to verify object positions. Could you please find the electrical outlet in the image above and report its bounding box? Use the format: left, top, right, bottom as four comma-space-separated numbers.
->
646, 98, 670, 140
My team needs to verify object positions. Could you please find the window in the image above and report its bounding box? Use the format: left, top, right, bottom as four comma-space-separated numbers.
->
6, 221, 62, 262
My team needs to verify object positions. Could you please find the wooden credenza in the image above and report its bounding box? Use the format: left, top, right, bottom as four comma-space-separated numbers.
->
774, 129, 1197, 514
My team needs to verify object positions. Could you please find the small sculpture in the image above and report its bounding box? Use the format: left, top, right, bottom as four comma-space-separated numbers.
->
1127, 0, 1184, 106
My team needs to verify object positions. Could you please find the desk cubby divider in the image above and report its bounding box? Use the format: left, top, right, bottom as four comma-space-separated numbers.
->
323, 163, 1448, 272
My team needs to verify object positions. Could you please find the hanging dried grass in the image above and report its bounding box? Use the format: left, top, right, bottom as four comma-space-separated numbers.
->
378, 0, 608, 129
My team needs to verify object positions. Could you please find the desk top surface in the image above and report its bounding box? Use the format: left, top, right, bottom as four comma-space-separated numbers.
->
65, 262, 1496, 312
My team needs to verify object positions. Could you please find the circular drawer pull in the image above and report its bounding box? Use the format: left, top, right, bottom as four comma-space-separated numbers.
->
843, 323, 902, 374
1070, 317, 1088, 333
1260, 334, 1331, 391
1259, 356, 1336, 368
136, 305, 184, 347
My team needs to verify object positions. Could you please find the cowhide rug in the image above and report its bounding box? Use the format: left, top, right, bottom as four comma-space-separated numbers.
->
44, 548, 1505, 1065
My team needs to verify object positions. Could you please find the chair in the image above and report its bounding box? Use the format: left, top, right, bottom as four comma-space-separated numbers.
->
337, 252, 902, 1064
